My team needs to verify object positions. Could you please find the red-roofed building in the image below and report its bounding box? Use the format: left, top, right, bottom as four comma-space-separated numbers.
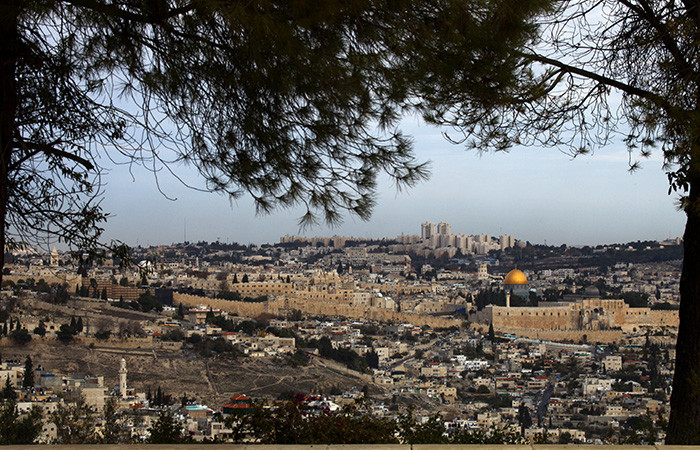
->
222, 394, 253, 415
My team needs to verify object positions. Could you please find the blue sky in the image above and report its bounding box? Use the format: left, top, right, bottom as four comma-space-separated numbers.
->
99, 119, 685, 247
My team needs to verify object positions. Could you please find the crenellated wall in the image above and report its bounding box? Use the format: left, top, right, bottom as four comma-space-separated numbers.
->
472, 299, 678, 338
173, 292, 461, 328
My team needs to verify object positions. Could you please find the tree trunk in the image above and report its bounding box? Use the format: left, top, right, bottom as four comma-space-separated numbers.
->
0, 0, 19, 289
667, 168, 700, 443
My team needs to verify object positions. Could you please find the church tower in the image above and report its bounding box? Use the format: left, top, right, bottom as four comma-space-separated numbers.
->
50, 247, 59, 267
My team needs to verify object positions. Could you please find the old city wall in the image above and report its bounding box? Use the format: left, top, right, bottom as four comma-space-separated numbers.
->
0, 336, 157, 349
491, 306, 575, 330
479, 304, 679, 333
359, 282, 433, 296
3, 274, 78, 286
282, 297, 461, 328
616, 309, 679, 328
174, 293, 271, 318
227, 282, 355, 305
173, 293, 461, 328
649, 310, 679, 326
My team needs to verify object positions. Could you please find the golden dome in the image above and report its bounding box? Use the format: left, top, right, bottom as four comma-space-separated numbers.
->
504, 269, 528, 285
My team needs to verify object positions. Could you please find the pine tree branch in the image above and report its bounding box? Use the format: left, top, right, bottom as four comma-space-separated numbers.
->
11, 141, 94, 171
518, 50, 683, 116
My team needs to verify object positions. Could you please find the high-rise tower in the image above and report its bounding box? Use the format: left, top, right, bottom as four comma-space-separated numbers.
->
437, 221, 451, 235
421, 222, 435, 240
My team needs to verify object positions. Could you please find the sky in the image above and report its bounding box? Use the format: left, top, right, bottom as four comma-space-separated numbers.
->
98, 118, 686, 248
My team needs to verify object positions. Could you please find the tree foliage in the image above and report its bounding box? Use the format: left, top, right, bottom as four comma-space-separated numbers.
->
147, 410, 185, 444
50, 398, 99, 444
225, 397, 397, 444
22, 356, 33, 388
4, 0, 700, 442
397, 0, 700, 443
9, 328, 31, 345
0, 399, 43, 445
0, 379, 16, 402
100, 397, 124, 444
1, 0, 438, 275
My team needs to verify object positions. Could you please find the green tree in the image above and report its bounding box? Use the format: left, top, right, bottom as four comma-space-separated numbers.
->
49, 283, 70, 304
397, 0, 700, 442
0, 378, 15, 401
287, 349, 310, 367
9, 328, 31, 345
225, 398, 397, 444
559, 431, 573, 444
56, 324, 74, 343
517, 403, 532, 435
33, 321, 46, 337
175, 303, 185, 320
288, 309, 303, 321
22, 356, 33, 388
0, 0, 436, 288
0, 398, 43, 444
364, 349, 380, 369
101, 397, 123, 444
147, 410, 184, 444
397, 410, 448, 444
137, 292, 162, 313
50, 399, 99, 444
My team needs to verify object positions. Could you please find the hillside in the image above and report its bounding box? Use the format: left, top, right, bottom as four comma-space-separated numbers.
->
0, 341, 380, 408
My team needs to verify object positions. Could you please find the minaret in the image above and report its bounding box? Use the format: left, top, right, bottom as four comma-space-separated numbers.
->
506, 291, 511, 308
119, 358, 127, 398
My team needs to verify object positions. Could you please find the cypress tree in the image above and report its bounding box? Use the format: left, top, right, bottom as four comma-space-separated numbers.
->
2, 377, 16, 400
22, 356, 33, 388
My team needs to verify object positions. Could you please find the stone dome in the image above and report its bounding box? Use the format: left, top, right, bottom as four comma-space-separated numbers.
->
583, 285, 601, 297
504, 269, 528, 285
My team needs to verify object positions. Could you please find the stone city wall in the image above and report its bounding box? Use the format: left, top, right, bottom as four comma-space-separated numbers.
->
282, 296, 461, 329
227, 282, 355, 305
0, 336, 155, 349
174, 293, 270, 318
646, 310, 679, 327
491, 306, 575, 330
173, 292, 461, 329
474, 304, 678, 333
3, 274, 77, 286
